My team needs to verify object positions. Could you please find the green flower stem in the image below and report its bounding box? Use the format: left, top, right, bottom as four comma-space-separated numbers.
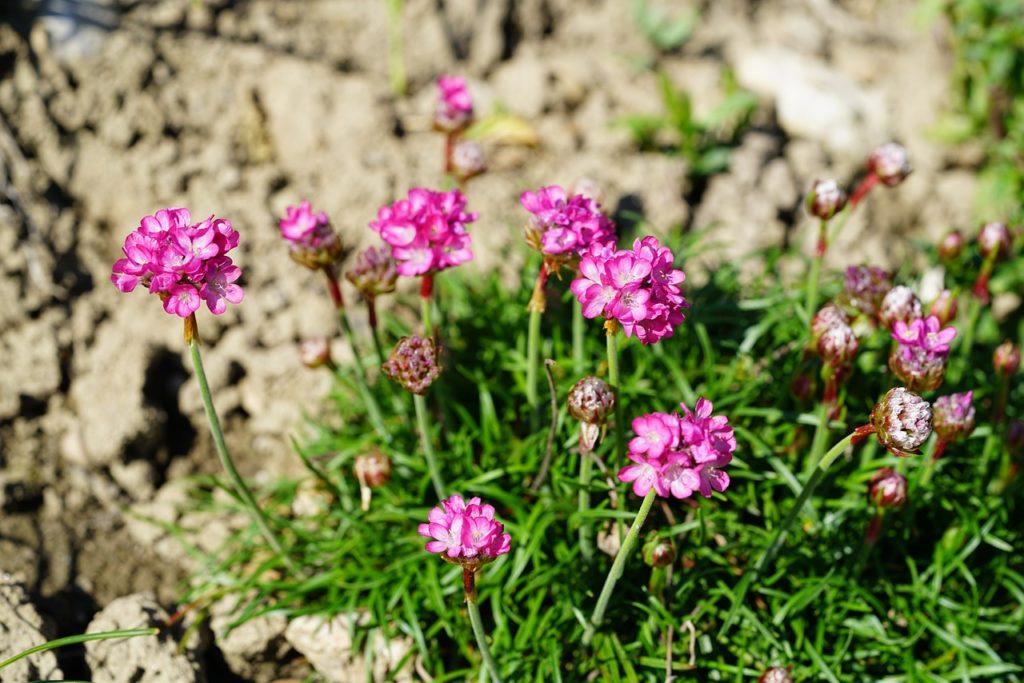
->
414, 393, 446, 500
386, 0, 407, 97
606, 327, 623, 457
917, 434, 940, 490
578, 449, 594, 562
421, 275, 434, 337
465, 573, 502, 683
582, 488, 657, 646
957, 294, 981, 372
804, 219, 827, 318
526, 306, 541, 413
338, 307, 391, 443
188, 334, 294, 569
754, 429, 856, 577
0, 628, 159, 671
573, 297, 585, 375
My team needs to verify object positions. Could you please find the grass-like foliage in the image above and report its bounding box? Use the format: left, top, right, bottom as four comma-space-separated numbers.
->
174, 213, 1022, 679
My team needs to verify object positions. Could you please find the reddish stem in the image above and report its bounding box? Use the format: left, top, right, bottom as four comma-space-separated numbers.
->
324, 267, 345, 309
971, 267, 992, 303
367, 296, 378, 331
528, 261, 550, 313
420, 274, 434, 299
849, 173, 879, 208
932, 439, 948, 462
865, 512, 884, 547
816, 222, 828, 257
463, 567, 478, 603
444, 133, 455, 176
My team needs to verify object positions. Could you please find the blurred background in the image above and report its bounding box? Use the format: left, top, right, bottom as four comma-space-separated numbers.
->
0, 0, 1017, 680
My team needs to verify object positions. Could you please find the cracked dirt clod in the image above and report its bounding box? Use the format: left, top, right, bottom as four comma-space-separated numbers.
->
0, 573, 63, 683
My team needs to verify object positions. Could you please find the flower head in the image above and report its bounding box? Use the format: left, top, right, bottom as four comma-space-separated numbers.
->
842, 265, 892, 316
759, 668, 793, 683
806, 179, 848, 220
868, 468, 907, 508
618, 398, 735, 500
450, 139, 487, 182
383, 335, 441, 394
878, 285, 923, 330
642, 533, 676, 568
521, 185, 616, 270
278, 202, 345, 270
938, 230, 964, 261
345, 245, 398, 300
298, 337, 333, 369
817, 320, 859, 369
932, 391, 976, 443
354, 450, 391, 488
418, 494, 511, 567
434, 75, 474, 132
111, 208, 245, 318
870, 387, 932, 454
568, 376, 616, 425
993, 341, 1021, 377
867, 142, 911, 186
977, 221, 1012, 260
571, 236, 688, 344
370, 188, 476, 277
928, 289, 957, 326
811, 303, 850, 345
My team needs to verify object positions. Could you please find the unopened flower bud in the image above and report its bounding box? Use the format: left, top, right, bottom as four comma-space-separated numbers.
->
878, 286, 922, 330
817, 321, 859, 368
450, 140, 487, 181
870, 387, 932, 454
843, 265, 892, 316
569, 376, 615, 453
642, 533, 676, 568
868, 468, 907, 508
383, 336, 441, 394
759, 667, 793, 683
938, 230, 964, 261
867, 142, 912, 187
279, 203, 346, 270
806, 179, 848, 220
811, 304, 850, 345
299, 338, 333, 369
354, 450, 391, 488
977, 222, 1012, 260
345, 245, 398, 300
993, 341, 1020, 376
889, 345, 948, 393
928, 289, 957, 326
932, 391, 976, 443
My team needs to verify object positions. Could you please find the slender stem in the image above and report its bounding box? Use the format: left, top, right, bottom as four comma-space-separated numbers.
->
606, 327, 623, 457
527, 306, 542, 412
421, 275, 434, 338
386, 0, 407, 97
414, 393, 446, 500
578, 449, 594, 561
528, 359, 560, 492
465, 577, 502, 683
804, 220, 827, 318
753, 430, 856, 577
0, 628, 160, 671
338, 307, 391, 443
188, 334, 293, 568
573, 297, 585, 375
952, 295, 980, 383
583, 489, 657, 646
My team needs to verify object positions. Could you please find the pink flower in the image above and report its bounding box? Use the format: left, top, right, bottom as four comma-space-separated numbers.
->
891, 316, 957, 354
521, 185, 616, 261
418, 494, 511, 564
279, 201, 328, 241
434, 75, 474, 132
571, 236, 688, 344
370, 188, 476, 277
618, 398, 736, 500
111, 208, 244, 317
277, 202, 345, 270
889, 316, 956, 392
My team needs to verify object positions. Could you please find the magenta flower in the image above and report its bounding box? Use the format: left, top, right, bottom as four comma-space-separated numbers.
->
370, 188, 476, 278
521, 185, 616, 264
277, 202, 345, 270
891, 316, 957, 354
933, 391, 976, 443
618, 398, 735, 500
842, 265, 892, 317
571, 236, 688, 344
111, 208, 244, 318
434, 75, 474, 132
418, 495, 511, 565
889, 316, 956, 392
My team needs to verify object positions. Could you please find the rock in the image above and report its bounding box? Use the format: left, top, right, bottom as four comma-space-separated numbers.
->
0, 574, 63, 683
86, 593, 205, 683
492, 51, 548, 118
210, 599, 290, 681
284, 613, 415, 682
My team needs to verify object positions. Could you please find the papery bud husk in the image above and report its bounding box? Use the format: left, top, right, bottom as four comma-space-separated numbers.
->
867, 142, 912, 187
868, 467, 907, 508
928, 289, 957, 326
759, 667, 794, 683
993, 341, 1021, 376
888, 346, 948, 393
806, 179, 848, 220
977, 222, 1012, 260
878, 285, 922, 330
568, 376, 616, 425
354, 450, 391, 488
383, 336, 442, 394
938, 230, 964, 261
870, 387, 932, 454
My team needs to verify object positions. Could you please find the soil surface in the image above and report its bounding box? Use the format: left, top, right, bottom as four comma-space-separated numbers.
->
0, 0, 979, 679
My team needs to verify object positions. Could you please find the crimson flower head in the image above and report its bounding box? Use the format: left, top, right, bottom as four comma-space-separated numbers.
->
418, 494, 511, 568
977, 221, 1012, 260
618, 398, 736, 500
434, 75, 474, 132
993, 341, 1021, 376
889, 316, 956, 392
878, 285, 923, 330
868, 468, 907, 508
932, 391, 976, 443
370, 188, 476, 277
806, 179, 848, 220
938, 230, 964, 262
345, 245, 398, 300
111, 208, 244, 318
521, 185, 616, 268
278, 201, 345, 270
383, 335, 441, 394
571, 236, 688, 344
928, 289, 957, 326
867, 142, 912, 186
870, 387, 932, 455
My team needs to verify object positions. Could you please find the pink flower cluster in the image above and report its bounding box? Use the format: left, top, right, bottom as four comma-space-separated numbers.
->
418, 495, 511, 563
618, 398, 736, 499
434, 75, 474, 132
520, 185, 615, 257
278, 202, 344, 270
889, 315, 957, 392
571, 236, 688, 344
891, 315, 957, 354
111, 208, 243, 318
370, 188, 476, 277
